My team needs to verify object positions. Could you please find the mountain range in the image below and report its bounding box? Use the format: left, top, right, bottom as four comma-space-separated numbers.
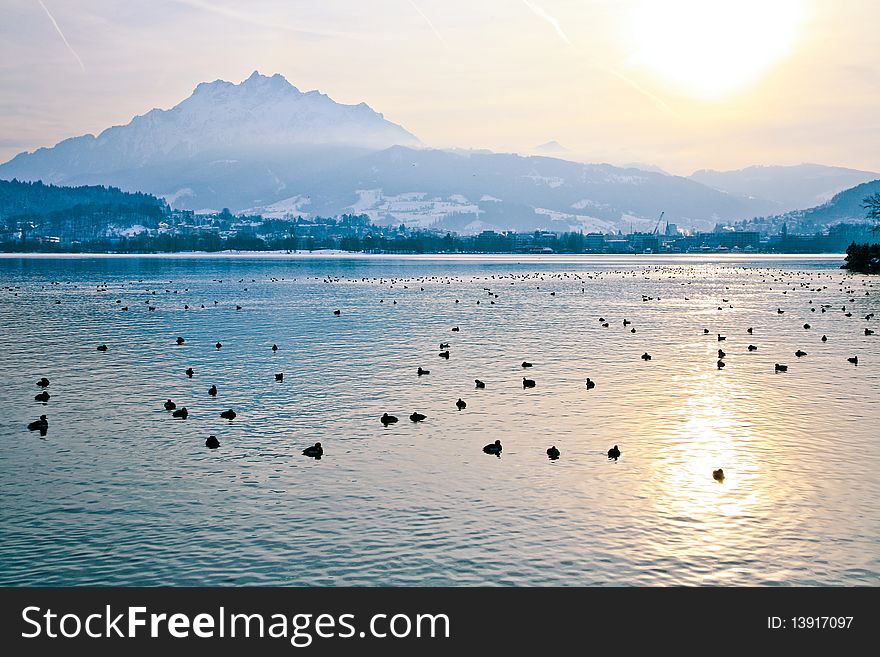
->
0, 72, 876, 234
689, 164, 878, 213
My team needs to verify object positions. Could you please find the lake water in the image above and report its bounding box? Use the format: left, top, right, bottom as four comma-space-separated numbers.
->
1, 253, 878, 586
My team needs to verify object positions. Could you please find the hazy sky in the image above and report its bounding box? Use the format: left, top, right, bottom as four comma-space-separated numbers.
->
1, 0, 877, 174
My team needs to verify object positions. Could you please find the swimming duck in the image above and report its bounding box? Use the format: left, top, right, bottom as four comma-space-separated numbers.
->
713, 468, 725, 481
205, 435, 220, 449
272, 344, 278, 352
381, 413, 399, 425
795, 350, 807, 357
585, 378, 596, 389
747, 327, 753, 334
641, 352, 652, 361
847, 356, 858, 365
164, 399, 177, 410
439, 350, 450, 359
220, 409, 236, 420
36, 377, 50, 388
451, 326, 460, 332
607, 445, 621, 460
35, 391, 50, 402
866, 328, 875, 336
748, 345, 757, 351
803, 323, 811, 329
521, 361, 533, 368
208, 385, 217, 396
186, 367, 194, 377
333, 309, 341, 315
97, 344, 108, 352
547, 446, 560, 459
718, 349, 726, 358
176, 337, 185, 345
775, 363, 788, 372
302, 442, 323, 458
27, 415, 48, 432
522, 377, 536, 388
717, 334, 726, 341
717, 360, 726, 369
417, 367, 430, 376
439, 343, 450, 349
215, 342, 222, 349
475, 379, 485, 388
172, 407, 188, 419
483, 440, 502, 455
275, 373, 284, 382
410, 412, 427, 422
821, 335, 827, 342
456, 398, 467, 410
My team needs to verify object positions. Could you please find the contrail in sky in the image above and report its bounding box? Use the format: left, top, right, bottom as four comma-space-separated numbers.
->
607, 68, 677, 116
521, 0, 571, 45
37, 0, 85, 71
406, 0, 448, 47
518, 1, 674, 115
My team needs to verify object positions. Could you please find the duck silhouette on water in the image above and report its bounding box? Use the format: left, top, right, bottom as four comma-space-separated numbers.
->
775, 363, 788, 372
220, 409, 236, 420
795, 350, 807, 357
483, 439, 502, 456
35, 391, 50, 403
275, 373, 284, 382
748, 345, 758, 351
607, 445, 621, 460
172, 407, 188, 419
641, 352, 652, 361
417, 367, 430, 376
585, 378, 596, 389
381, 413, 399, 426
475, 379, 485, 389
206, 435, 220, 449
456, 398, 467, 410
547, 445, 560, 460
36, 377, 50, 388
847, 356, 859, 365
97, 344, 108, 352
439, 350, 450, 359
186, 367, 194, 377
164, 399, 176, 410
521, 361, 533, 368
522, 377, 536, 388
27, 415, 48, 433
208, 385, 217, 396
302, 442, 323, 459
176, 337, 185, 345
410, 412, 427, 422
713, 468, 725, 482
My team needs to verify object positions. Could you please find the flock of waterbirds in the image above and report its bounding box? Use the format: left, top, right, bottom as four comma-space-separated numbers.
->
20, 264, 875, 481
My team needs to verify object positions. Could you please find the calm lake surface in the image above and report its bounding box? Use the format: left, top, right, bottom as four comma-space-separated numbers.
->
1, 253, 878, 586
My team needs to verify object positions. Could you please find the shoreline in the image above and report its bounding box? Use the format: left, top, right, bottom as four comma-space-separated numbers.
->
0, 250, 848, 262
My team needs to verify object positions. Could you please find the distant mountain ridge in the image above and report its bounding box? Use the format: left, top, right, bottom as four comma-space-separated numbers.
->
690, 164, 878, 213
0, 71, 845, 234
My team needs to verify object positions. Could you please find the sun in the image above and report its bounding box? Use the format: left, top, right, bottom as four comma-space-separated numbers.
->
627, 0, 808, 99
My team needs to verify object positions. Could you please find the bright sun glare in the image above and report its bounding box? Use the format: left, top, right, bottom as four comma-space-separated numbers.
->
629, 0, 808, 99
